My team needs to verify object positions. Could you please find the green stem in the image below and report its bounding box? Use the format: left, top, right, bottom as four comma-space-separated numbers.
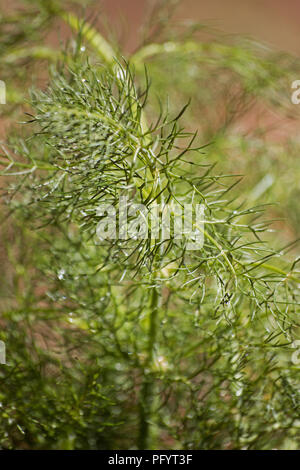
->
138, 285, 159, 449
2, 46, 62, 64
58, 11, 115, 64
138, 167, 162, 449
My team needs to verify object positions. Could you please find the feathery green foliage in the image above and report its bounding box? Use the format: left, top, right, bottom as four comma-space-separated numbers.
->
0, 0, 300, 450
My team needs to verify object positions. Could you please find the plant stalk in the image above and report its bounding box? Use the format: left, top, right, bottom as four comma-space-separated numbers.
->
138, 284, 159, 449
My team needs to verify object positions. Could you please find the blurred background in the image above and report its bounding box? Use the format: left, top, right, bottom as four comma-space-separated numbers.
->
99, 0, 300, 54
